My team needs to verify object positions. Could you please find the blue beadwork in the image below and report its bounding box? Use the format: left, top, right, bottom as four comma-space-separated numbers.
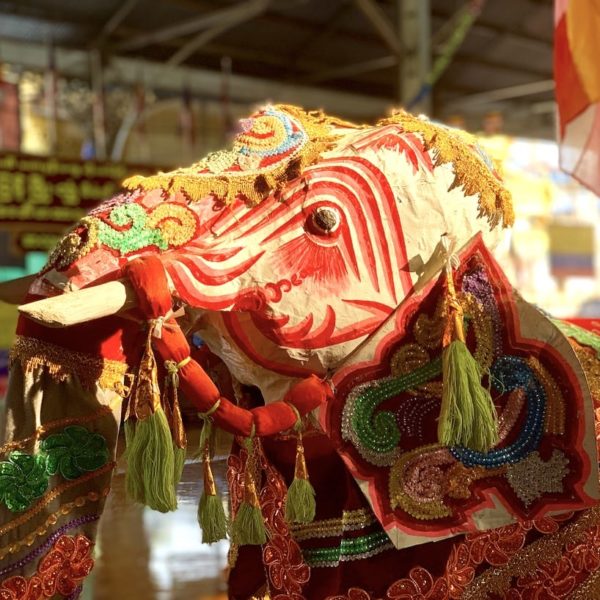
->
451, 355, 546, 468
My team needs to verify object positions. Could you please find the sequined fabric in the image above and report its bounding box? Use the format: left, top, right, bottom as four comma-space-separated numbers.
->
0, 534, 94, 600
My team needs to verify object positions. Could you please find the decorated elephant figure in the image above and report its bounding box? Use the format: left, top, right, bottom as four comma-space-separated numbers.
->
1, 104, 600, 600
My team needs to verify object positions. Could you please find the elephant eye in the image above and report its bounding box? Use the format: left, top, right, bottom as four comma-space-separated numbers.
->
310, 206, 341, 234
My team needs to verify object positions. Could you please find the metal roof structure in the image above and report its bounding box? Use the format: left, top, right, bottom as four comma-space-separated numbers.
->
0, 0, 555, 137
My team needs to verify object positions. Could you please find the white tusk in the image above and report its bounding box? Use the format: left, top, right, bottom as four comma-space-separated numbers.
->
18, 279, 138, 327
0, 274, 37, 305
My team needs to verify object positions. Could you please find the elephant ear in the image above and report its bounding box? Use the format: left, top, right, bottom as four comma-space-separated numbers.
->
321, 233, 600, 550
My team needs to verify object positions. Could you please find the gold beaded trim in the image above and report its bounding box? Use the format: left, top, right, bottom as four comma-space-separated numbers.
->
571, 340, 600, 401
0, 407, 113, 455
290, 508, 376, 541
0, 487, 109, 561
526, 356, 566, 435
568, 568, 600, 600
377, 110, 514, 228
10, 335, 129, 393
123, 105, 354, 205
0, 461, 115, 538
463, 506, 600, 599
460, 292, 494, 373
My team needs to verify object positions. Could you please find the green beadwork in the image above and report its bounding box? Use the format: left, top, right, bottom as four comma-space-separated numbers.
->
302, 530, 392, 567
0, 451, 49, 512
97, 204, 167, 254
41, 426, 110, 480
350, 358, 442, 455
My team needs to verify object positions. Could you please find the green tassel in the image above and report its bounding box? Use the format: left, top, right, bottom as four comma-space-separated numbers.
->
231, 434, 267, 545
438, 340, 499, 452
124, 420, 146, 504
231, 502, 267, 546
285, 477, 316, 524
125, 407, 177, 513
173, 444, 186, 489
198, 492, 228, 544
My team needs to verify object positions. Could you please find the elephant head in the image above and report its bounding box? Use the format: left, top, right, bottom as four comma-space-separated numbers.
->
20, 104, 513, 403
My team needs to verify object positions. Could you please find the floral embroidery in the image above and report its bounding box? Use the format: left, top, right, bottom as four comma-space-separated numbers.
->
263, 534, 309, 595
468, 523, 526, 566
0, 534, 94, 599
327, 589, 378, 600
38, 534, 94, 597
227, 444, 310, 597
512, 556, 577, 599
259, 446, 309, 597
386, 567, 449, 599
0, 452, 48, 512
565, 526, 600, 574
41, 426, 109, 480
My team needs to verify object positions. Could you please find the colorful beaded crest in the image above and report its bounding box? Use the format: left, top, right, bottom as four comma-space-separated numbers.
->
323, 235, 599, 548
123, 104, 351, 205
44, 193, 200, 271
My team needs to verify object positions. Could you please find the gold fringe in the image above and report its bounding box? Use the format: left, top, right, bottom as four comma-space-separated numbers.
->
10, 335, 129, 393
377, 110, 514, 228
122, 105, 352, 205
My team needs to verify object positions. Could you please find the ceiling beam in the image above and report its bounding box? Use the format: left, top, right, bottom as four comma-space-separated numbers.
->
93, 0, 141, 46
290, 2, 351, 65
166, 0, 271, 66
444, 79, 554, 110
303, 55, 397, 84
431, 8, 553, 48
167, 23, 232, 66
116, 0, 270, 52
354, 0, 402, 55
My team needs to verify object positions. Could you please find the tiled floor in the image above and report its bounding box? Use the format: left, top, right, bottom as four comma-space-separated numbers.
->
89, 429, 230, 600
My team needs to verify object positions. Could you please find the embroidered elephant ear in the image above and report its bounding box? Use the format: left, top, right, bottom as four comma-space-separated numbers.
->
322, 234, 600, 550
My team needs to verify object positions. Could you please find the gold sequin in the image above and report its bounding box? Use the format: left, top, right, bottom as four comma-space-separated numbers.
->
413, 297, 446, 350
44, 216, 98, 271
10, 335, 129, 392
527, 356, 566, 435
0, 487, 109, 560
460, 292, 494, 373
390, 344, 430, 376
446, 464, 504, 500
571, 340, 600, 402
377, 110, 514, 228
463, 506, 600, 599
568, 568, 600, 600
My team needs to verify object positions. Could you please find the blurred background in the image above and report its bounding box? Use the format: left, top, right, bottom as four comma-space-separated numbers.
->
0, 0, 598, 597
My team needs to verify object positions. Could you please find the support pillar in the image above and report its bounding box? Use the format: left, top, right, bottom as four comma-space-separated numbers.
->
398, 0, 431, 114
